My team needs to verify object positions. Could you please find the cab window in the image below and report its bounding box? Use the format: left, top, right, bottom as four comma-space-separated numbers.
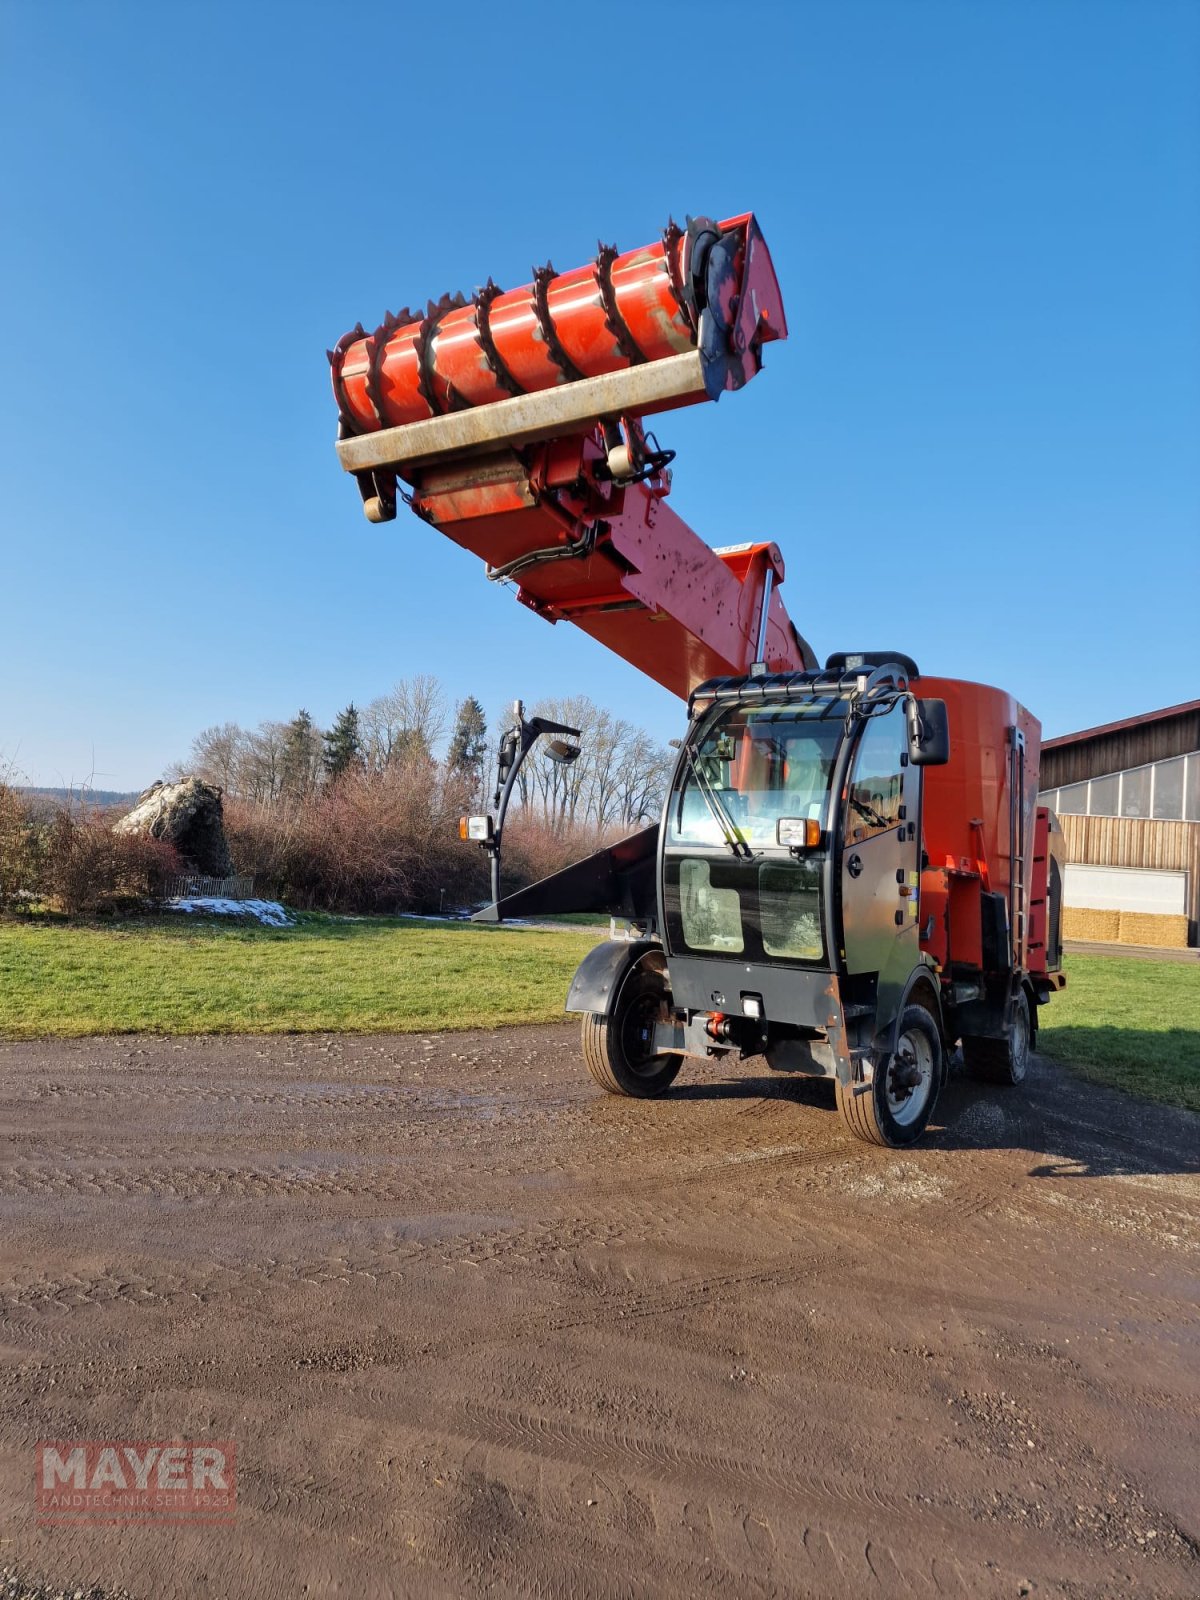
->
670, 706, 842, 850
846, 706, 905, 843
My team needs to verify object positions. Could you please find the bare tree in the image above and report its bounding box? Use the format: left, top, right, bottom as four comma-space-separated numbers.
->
182, 723, 246, 793
363, 675, 449, 770
504, 696, 670, 833
615, 730, 673, 827
588, 708, 634, 828
238, 720, 289, 805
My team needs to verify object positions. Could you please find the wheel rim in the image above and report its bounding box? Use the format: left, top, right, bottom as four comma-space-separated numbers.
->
1011, 1003, 1029, 1082
620, 989, 667, 1078
886, 1027, 935, 1127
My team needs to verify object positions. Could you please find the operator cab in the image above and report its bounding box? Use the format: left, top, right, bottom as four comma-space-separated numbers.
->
661, 659, 945, 1020
663, 692, 844, 971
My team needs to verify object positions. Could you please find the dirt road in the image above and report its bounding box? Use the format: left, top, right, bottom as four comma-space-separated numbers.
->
1, 1026, 1197, 1598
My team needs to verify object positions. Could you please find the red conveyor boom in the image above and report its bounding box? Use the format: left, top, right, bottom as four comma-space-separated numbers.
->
330, 212, 815, 699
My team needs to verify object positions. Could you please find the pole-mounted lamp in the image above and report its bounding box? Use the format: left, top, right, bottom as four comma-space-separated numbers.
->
460, 699, 582, 921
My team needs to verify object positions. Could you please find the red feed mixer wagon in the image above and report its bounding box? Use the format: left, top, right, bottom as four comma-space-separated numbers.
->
329, 210, 1065, 1148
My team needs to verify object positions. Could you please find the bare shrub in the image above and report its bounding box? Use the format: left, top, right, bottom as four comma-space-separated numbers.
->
502, 814, 615, 890
0, 781, 44, 909
45, 812, 183, 914
224, 757, 488, 914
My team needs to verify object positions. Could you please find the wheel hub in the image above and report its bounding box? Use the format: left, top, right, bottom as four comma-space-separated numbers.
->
621, 990, 667, 1076
885, 1029, 935, 1127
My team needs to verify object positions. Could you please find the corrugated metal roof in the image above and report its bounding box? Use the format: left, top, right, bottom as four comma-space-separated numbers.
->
1043, 698, 1200, 752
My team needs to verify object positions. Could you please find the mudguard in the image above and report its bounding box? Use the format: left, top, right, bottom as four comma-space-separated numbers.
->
565, 939, 662, 1018
876, 961, 945, 1059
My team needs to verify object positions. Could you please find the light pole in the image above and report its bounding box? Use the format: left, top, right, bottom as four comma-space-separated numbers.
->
460, 699, 581, 921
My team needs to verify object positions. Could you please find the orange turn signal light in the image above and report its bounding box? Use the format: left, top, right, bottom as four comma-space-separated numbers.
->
777, 816, 821, 850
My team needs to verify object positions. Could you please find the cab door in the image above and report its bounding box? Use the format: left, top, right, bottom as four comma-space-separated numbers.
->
839, 703, 921, 1016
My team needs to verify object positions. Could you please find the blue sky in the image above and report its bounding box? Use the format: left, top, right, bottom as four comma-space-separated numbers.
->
2, 0, 1197, 790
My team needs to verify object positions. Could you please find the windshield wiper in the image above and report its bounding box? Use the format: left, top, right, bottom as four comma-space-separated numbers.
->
682, 745, 753, 858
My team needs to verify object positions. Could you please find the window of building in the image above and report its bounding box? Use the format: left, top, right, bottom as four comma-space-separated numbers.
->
1153, 757, 1185, 821
1187, 754, 1200, 824
1120, 766, 1151, 817
1088, 773, 1120, 815
1041, 752, 1199, 820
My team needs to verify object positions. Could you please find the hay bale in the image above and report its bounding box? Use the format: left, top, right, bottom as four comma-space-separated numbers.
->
1063, 906, 1120, 943
1117, 911, 1189, 949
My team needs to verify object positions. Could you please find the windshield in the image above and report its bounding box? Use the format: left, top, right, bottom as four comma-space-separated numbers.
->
669, 704, 844, 850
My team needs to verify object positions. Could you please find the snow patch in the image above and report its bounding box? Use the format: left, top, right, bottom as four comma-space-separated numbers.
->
165, 896, 294, 927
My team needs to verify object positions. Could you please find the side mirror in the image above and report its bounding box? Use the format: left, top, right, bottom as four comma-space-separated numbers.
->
906, 698, 950, 766
497, 730, 519, 782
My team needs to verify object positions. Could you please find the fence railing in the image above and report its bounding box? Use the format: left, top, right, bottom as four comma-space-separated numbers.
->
160, 873, 255, 900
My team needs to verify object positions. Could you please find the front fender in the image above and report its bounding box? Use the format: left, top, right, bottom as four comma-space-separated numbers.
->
875, 961, 945, 1057
565, 939, 663, 1017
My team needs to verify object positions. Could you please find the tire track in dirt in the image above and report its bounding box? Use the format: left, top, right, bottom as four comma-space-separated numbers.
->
1, 1025, 1197, 1599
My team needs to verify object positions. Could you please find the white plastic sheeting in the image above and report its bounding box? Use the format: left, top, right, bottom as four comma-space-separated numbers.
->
1064, 864, 1187, 916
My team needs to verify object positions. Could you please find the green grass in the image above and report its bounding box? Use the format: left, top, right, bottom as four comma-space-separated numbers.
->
1, 920, 1196, 1116
523, 912, 612, 927
1038, 953, 1200, 1113
0, 913, 600, 1040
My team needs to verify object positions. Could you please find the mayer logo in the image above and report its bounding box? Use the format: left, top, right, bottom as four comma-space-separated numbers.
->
36, 1439, 237, 1525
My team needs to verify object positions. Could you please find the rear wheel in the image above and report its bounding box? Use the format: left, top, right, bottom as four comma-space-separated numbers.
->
963, 990, 1031, 1085
836, 1003, 942, 1148
581, 965, 681, 1098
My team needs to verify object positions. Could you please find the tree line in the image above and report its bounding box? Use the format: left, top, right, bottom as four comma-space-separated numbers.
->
0, 679, 675, 918
175, 677, 673, 832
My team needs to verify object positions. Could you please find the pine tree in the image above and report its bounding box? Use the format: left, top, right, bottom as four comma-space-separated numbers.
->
323, 703, 364, 782
280, 710, 322, 801
447, 697, 488, 799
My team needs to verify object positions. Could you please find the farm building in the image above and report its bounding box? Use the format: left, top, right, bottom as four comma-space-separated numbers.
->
1038, 698, 1200, 949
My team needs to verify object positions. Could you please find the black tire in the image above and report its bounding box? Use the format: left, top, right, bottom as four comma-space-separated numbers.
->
581, 965, 681, 1099
836, 1003, 943, 1148
963, 990, 1031, 1085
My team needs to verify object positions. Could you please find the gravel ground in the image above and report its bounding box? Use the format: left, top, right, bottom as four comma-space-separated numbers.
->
0, 1025, 1197, 1598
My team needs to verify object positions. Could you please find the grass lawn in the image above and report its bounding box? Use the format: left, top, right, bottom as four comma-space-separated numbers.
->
1038, 953, 1200, 1113
1, 918, 1196, 1115
0, 913, 601, 1040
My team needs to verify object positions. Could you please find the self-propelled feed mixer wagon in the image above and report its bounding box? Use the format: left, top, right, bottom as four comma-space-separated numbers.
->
329, 210, 1066, 1148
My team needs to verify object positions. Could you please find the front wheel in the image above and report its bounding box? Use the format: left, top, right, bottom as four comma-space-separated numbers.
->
581, 965, 681, 1099
836, 1003, 943, 1148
